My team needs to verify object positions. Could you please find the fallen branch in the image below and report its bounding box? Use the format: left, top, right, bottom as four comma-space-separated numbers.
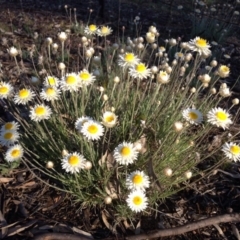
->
33, 233, 93, 240
126, 213, 240, 240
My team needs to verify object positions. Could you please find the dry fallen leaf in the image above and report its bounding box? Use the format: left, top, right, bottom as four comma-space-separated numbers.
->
101, 211, 116, 234
98, 150, 115, 170
0, 178, 14, 183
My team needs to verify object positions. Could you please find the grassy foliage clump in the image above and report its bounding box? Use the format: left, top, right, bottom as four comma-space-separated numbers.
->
0, 14, 239, 219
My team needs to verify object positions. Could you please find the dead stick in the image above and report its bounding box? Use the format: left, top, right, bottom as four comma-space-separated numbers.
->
33, 233, 93, 240
126, 213, 240, 240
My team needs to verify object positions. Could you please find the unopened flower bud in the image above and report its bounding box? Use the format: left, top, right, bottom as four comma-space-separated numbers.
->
169, 38, 177, 46
166, 66, 172, 74
210, 88, 217, 94
104, 196, 112, 204
210, 60, 218, 67
8, 46, 18, 57
172, 59, 177, 66
52, 43, 59, 50
190, 87, 196, 93
46, 161, 54, 169
151, 43, 158, 49
173, 121, 183, 132
151, 66, 158, 74
164, 167, 173, 177
201, 74, 211, 83
58, 62, 66, 70
81, 36, 88, 43
138, 37, 144, 43
62, 149, 69, 157
103, 94, 108, 101
99, 86, 105, 92
232, 98, 239, 105
46, 37, 53, 45
137, 43, 144, 50
58, 31, 67, 42
93, 56, 101, 64
112, 43, 119, 49
185, 171, 192, 179
114, 76, 120, 83
85, 161, 92, 170
202, 83, 209, 88
185, 53, 192, 62
85, 49, 93, 58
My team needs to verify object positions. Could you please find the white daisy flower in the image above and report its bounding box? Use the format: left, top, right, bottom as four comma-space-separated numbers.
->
129, 63, 151, 80
222, 142, 240, 162
126, 170, 150, 191
1, 121, 20, 132
44, 76, 60, 87
97, 26, 112, 37
30, 104, 52, 122
60, 73, 80, 92
61, 152, 86, 173
182, 108, 203, 125
0, 130, 20, 147
0, 82, 13, 99
217, 65, 230, 78
118, 52, 140, 68
14, 88, 35, 105
102, 111, 117, 128
5, 144, 24, 162
175, 52, 184, 60
78, 69, 96, 86
207, 107, 232, 129
40, 86, 61, 101
84, 24, 98, 35
113, 142, 138, 165
126, 190, 148, 213
75, 116, 93, 132
188, 37, 211, 56
157, 71, 170, 84
81, 120, 104, 141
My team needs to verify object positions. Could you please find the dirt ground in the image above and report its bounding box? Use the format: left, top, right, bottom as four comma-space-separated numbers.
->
1, 1, 240, 239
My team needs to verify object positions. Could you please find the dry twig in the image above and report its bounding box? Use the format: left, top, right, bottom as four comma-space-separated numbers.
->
126, 213, 240, 240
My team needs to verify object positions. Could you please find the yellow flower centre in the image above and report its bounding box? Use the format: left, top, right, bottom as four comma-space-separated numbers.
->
216, 111, 227, 121
35, 106, 46, 116
46, 88, 55, 95
47, 77, 56, 85
68, 155, 80, 166
87, 124, 98, 134
11, 149, 20, 158
101, 26, 109, 34
19, 89, 29, 98
188, 112, 198, 120
80, 72, 90, 81
89, 24, 97, 32
105, 115, 114, 123
4, 132, 13, 140
133, 196, 143, 205
66, 76, 77, 85
121, 146, 131, 156
136, 64, 146, 73
196, 38, 207, 47
133, 174, 143, 184
125, 53, 134, 62
220, 66, 229, 73
5, 123, 13, 130
230, 145, 240, 155
0, 86, 8, 94
160, 72, 167, 77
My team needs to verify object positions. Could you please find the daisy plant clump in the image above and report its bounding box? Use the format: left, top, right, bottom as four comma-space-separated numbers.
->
1, 20, 240, 221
